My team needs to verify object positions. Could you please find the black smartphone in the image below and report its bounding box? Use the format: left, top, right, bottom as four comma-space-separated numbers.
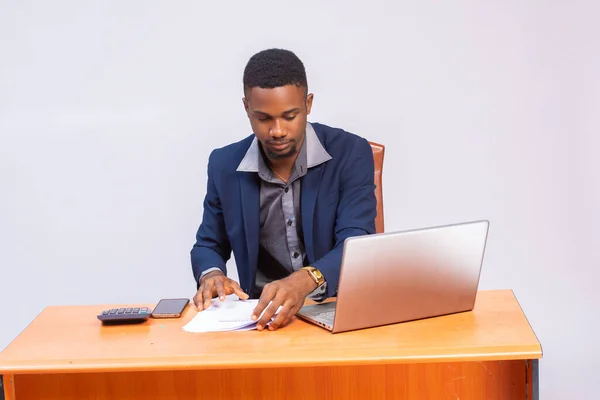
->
151, 298, 190, 318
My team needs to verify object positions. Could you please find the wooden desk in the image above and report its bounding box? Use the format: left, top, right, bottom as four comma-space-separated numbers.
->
0, 289, 541, 399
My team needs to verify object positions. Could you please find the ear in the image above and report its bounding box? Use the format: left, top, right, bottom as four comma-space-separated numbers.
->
305, 93, 314, 115
242, 97, 250, 115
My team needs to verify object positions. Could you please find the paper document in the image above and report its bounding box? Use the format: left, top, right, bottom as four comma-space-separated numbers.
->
183, 295, 279, 333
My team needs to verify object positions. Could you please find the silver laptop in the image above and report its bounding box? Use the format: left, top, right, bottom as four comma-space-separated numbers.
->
296, 220, 490, 333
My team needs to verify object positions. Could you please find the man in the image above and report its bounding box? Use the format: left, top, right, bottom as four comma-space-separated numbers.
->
191, 48, 376, 331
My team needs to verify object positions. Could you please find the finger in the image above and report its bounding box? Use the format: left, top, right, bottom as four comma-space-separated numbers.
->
271, 298, 304, 330
268, 303, 292, 331
194, 286, 204, 310
257, 297, 283, 331
215, 279, 226, 301
229, 280, 249, 300
252, 286, 274, 322
283, 303, 304, 327
202, 280, 215, 309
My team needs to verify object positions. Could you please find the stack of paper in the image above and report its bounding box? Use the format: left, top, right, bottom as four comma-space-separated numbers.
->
183, 296, 279, 333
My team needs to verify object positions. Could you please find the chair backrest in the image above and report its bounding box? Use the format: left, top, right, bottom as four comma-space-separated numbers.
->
369, 141, 385, 233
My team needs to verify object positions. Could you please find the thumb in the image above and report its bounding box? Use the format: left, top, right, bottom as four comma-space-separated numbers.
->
228, 279, 249, 300
233, 286, 250, 300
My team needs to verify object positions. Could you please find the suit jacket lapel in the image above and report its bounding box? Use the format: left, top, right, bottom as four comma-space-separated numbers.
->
239, 172, 260, 286
301, 164, 324, 264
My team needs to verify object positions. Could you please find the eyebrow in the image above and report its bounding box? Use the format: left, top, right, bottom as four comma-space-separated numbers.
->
253, 108, 301, 117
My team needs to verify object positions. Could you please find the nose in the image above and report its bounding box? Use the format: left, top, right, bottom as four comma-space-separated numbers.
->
269, 119, 286, 139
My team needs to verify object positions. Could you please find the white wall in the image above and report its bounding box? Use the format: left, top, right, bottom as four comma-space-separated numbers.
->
0, 1, 597, 397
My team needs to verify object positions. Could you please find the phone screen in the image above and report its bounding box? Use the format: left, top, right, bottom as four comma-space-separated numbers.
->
151, 298, 190, 318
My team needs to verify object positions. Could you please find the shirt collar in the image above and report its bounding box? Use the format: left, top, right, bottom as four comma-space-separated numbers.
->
236, 122, 331, 173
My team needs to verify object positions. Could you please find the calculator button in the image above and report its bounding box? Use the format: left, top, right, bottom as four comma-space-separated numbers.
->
133, 308, 140, 313
102, 310, 109, 315
125, 308, 132, 313
109, 309, 117, 314
117, 308, 125, 314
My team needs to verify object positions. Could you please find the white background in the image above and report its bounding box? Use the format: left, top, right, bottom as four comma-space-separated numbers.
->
1, 1, 598, 398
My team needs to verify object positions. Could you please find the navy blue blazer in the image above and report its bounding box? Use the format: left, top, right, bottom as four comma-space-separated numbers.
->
191, 122, 377, 298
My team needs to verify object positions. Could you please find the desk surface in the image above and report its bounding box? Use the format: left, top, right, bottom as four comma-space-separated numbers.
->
0, 289, 541, 374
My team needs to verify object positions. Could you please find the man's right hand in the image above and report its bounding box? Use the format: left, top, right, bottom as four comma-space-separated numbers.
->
193, 270, 249, 311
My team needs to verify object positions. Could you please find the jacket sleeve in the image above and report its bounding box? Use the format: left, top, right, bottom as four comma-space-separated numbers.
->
190, 150, 232, 286
312, 137, 377, 298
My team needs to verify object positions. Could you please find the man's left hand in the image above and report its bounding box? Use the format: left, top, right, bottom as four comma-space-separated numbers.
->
251, 270, 317, 331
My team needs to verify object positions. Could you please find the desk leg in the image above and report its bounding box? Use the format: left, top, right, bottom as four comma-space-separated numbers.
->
1, 375, 15, 400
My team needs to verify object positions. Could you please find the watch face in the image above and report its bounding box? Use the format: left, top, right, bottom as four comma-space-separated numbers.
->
312, 270, 324, 284
302, 267, 324, 285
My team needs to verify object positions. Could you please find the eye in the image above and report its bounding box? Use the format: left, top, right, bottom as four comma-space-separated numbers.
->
284, 115, 297, 121
257, 116, 271, 122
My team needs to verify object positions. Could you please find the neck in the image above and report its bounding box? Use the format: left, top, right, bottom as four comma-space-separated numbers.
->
269, 154, 297, 172
268, 155, 297, 182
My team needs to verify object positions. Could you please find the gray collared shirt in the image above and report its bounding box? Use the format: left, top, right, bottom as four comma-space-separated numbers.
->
229, 122, 332, 299
256, 133, 308, 278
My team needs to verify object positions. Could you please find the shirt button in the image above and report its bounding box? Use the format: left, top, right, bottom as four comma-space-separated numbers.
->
284, 187, 289, 193
292, 252, 299, 259
287, 219, 293, 226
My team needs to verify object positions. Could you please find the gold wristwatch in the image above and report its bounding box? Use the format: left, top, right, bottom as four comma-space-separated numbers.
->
300, 266, 325, 286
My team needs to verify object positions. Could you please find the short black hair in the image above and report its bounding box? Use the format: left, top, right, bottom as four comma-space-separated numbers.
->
243, 48, 307, 94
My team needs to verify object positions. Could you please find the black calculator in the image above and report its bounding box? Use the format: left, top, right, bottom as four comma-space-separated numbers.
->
97, 307, 151, 325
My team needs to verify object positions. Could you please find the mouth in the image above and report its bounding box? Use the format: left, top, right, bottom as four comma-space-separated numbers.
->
268, 141, 291, 151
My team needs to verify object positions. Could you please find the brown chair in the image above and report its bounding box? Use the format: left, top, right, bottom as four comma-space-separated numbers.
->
369, 141, 385, 233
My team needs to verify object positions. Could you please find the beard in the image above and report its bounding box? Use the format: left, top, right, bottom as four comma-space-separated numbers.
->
265, 140, 298, 159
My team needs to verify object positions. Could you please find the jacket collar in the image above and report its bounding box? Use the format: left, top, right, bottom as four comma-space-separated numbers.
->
236, 122, 331, 172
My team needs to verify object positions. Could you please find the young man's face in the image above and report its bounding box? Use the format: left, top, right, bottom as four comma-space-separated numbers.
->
243, 85, 314, 161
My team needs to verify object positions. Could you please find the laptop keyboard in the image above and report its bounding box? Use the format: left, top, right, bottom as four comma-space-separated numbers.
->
298, 302, 337, 326
303, 309, 335, 324
316, 310, 335, 323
